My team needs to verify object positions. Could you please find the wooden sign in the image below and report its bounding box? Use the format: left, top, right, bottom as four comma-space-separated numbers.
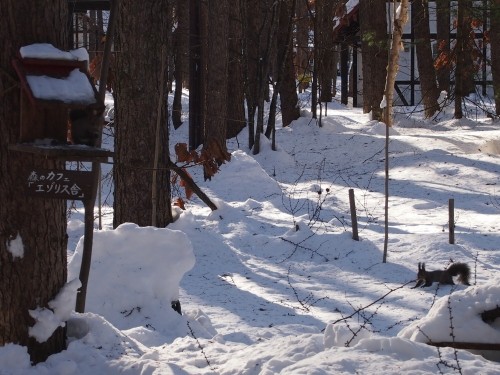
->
25, 169, 94, 201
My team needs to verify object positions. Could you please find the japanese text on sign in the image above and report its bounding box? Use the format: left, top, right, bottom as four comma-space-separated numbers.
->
25, 169, 94, 201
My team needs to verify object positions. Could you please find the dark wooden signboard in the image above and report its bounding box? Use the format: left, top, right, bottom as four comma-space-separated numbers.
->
25, 169, 94, 201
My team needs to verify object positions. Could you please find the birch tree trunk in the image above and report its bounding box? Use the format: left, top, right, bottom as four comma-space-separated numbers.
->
383, 0, 409, 127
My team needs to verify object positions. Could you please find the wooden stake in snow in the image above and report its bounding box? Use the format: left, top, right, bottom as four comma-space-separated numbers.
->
449, 198, 455, 244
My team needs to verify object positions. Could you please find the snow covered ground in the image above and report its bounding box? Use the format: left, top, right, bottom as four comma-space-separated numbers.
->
1, 90, 500, 374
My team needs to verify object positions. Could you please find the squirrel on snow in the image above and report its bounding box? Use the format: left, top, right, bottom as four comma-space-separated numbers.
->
412, 262, 470, 288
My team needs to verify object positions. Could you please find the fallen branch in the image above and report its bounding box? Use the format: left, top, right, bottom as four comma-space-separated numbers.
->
168, 160, 217, 211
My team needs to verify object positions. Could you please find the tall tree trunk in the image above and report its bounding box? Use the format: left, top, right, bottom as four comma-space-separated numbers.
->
0, 0, 68, 363
242, 0, 260, 149
412, 0, 439, 117
266, 0, 299, 137
189, 0, 205, 150
202, 0, 231, 179
295, 0, 310, 93
311, 1, 319, 119
490, 0, 500, 114
359, 0, 388, 121
317, 0, 336, 103
249, 0, 276, 154
114, 0, 172, 227
88, 11, 96, 59
454, 0, 466, 119
226, 0, 246, 139
173, 0, 189, 129
436, 0, 451, 93
461, 1, 476, 96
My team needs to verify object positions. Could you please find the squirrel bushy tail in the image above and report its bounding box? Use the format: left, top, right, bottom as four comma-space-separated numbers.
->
446, 262, 471, 285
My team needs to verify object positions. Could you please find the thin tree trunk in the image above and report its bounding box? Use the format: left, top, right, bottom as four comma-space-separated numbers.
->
266, 0, 299, 138
152, 47, 167, 226
383, 1, 409, 127
382, 0, 409, 264
253, 0, 278, 154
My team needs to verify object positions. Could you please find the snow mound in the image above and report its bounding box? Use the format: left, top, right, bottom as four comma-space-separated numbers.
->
67, 223, 208, 344
399, 280, 500, 344
480, 139, 500, 155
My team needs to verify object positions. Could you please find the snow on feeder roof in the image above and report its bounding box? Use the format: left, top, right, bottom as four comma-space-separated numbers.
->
13, 43, 98, 107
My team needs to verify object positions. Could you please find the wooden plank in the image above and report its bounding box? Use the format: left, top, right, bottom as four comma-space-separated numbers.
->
8, 143, 113, 162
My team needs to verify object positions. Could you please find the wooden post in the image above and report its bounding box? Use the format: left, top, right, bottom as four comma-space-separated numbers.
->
449, 198, 455, 244
349, 188, 359, 241
75, 193, 96, 313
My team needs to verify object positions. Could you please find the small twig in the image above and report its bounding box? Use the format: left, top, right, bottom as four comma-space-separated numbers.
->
286, 266, 329, 312
324, 281, 414, 333
186, 321, 216, 372
278, 236, 329, 262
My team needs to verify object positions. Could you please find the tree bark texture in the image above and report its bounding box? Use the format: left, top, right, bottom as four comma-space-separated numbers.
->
295, 0, 310, 93
242, 0, 257, 149
317, 0, 336, 103
189, 0, 205, 150
202, 0, 231, 178
489, 0, 500, 114
383, 0, 409, 127
226, 0, 246, 139
243, 0, 274, 152
0, 0, 68, 363
278, 0, 300, 127
412, 0, 439, 117
454, 0, 466, 118
436, 0, 450, 93
359, 0, 388, 120
113, 0, 172, 227
173, 0, 189, 129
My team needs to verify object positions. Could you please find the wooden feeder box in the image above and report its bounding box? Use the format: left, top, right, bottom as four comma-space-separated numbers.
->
9, 48, 113, 162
